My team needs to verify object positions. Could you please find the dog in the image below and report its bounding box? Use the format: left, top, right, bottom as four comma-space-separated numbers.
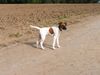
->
30, 22, 67, 50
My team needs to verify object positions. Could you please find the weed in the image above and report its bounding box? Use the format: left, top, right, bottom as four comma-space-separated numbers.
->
9, 32, 22, 38
58, 15, 67, 19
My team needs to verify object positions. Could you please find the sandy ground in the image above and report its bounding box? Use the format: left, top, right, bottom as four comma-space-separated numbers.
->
0, 4, 100, 46
0, 15, 100, 75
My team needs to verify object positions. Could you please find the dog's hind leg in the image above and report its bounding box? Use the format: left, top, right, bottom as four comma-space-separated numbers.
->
36, 33, 41, 48
40, 35, 46, 50
40, 39, 45, 49
36, 41, 39, 48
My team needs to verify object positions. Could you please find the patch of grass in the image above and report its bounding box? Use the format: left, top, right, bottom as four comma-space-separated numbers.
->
58, 15, 68, 20
9, 32, 22, 38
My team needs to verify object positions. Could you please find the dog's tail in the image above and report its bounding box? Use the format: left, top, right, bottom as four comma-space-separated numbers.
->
30, 25, 41, 30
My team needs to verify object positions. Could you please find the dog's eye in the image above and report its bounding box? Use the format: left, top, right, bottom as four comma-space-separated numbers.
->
62, 25, 67, 30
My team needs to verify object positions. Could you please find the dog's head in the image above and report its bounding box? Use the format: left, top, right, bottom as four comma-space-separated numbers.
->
58, 22, 67, 31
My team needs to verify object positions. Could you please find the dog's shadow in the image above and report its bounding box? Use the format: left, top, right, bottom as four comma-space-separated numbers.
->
24, 41, 52, 50
24, 41, 37, 48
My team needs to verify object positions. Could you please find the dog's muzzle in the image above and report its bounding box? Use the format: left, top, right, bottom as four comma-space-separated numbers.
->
63, 27, 67, 30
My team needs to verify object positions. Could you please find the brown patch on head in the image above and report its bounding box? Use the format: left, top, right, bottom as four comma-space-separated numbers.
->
49, 28, 54, 34
58, 22, 67, 31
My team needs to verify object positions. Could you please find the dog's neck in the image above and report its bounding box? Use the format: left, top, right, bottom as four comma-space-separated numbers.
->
58, 25, 62, 31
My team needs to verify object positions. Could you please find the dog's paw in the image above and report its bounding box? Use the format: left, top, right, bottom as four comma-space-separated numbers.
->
52, 47, 56, 50
57, 45, 61, 48
41, 47, 45, 50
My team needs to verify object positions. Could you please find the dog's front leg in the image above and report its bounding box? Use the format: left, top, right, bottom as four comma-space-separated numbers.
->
57, 36, 60, 48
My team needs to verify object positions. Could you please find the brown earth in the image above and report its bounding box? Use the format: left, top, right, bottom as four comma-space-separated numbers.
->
0, 4, 100, 47
0, 4, 100, 75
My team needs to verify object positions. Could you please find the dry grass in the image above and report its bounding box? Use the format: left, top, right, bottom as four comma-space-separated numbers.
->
0, 4, 100, 46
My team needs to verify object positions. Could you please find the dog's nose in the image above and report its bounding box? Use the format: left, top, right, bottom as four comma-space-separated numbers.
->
64, 27, 67, 30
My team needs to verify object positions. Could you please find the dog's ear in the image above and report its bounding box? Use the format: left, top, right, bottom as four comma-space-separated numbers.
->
58, 22, 63, 25
58, 22, 67, 26
58, 22, 63, 31
64, 22, 67, 26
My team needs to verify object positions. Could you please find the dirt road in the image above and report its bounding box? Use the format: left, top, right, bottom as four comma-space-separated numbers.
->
0, 15, 100, 75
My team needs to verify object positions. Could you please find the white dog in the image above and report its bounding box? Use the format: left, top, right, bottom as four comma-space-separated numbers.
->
30, 22, 67, 50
